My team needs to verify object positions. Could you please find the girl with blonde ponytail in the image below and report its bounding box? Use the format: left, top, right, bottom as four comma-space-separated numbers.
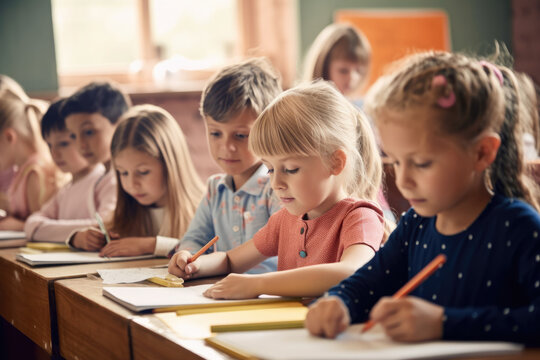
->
0, 79, 59, 230
170, 81, 385, 299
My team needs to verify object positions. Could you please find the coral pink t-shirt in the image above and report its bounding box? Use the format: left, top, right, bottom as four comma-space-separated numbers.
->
253, 198, 384, 271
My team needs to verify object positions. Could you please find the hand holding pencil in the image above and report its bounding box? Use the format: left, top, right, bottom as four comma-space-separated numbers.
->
168, 236, 219, 279
364, 254, 447, 342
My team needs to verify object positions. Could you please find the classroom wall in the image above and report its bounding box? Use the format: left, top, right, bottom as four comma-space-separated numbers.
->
0, 0, 58, 93
298, 0, 512, 66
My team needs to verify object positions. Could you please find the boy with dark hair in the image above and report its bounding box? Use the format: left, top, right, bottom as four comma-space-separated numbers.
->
25, 99, 107, 242
62, 81, 131, 250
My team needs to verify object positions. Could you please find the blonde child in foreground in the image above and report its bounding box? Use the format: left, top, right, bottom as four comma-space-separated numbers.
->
305, 51, 540, 345
173, 58, 283, 273
169, 81, 385, 299
24, 99, 106, 242
95, 105, 204, 257
0, 86, 58, 230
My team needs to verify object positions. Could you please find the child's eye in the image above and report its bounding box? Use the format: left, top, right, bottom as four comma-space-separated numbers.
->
267, 168, 274, 174
235, 133, 248, 140
138, 170, 150, 176
209, 131, 221, 138
285, 168, 299, 174
414, 161, 432, 168
83, 129, 94, 137
59, 141, 70, 147
118, 171, 128, 177
69, 133, 76, 140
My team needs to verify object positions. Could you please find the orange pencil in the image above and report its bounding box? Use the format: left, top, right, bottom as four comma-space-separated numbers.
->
362, 253, 447, 333
187, 236, 219, 264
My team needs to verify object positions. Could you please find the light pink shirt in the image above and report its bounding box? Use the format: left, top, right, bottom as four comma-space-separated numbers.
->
8, 153, 57, 219
24, 165, 117, 242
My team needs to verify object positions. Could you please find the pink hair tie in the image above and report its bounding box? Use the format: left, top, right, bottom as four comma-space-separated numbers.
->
479, 60, 504, 85
432, 75, 456, 108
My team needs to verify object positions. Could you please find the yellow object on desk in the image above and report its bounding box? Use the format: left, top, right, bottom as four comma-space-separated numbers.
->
26, 242, 71, 252
147, 274, 184, 287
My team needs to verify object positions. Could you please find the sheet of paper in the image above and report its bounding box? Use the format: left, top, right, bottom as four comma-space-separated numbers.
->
206, 325, 523, 360
98, 267, 171, 284
102, 284, 288, 312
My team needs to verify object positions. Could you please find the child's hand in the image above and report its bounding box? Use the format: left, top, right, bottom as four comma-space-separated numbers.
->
369, 296, 444, 342
99, 236, 156, 257
168, 250, 198, 279
203, 274, 259, 300
305, 296, 350, 339
71, 228, 107, 251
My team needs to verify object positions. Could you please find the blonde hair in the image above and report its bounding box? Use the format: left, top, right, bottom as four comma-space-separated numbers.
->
110, 104, 205, 238
200, 57, 282, 122
303, 23, 371, 83
249, 81, 381, 201
365, 50, 540, 211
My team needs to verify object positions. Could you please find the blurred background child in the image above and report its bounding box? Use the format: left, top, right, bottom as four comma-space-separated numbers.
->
24, 98, 106, 242
95, 104, 204, 257
0, 79, 59, 230
302, 23, 371, 104
61, 81, 131, 249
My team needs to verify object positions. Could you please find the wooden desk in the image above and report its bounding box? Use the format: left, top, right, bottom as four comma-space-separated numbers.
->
54, 275, 220, 360
0, 247, 166, 357
131, 315, 228, 360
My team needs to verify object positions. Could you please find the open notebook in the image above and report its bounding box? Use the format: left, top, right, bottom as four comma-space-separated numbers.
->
205, 325, 523, 360
103, 284, 295, 312
16, 251, 154, 266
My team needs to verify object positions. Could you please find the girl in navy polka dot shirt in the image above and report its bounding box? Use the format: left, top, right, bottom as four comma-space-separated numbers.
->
305, 50, 540, 345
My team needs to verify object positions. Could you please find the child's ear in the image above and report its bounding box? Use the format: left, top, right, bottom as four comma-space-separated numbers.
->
2, 128, 18, 144
330, 149, 347, 175
474, 132, 501, 172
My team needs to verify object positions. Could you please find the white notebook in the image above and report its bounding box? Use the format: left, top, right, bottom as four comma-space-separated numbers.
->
205, 325, 524, 360
0, 231, 27, 248
15, 251, 154, 266
103, 284, 292, 312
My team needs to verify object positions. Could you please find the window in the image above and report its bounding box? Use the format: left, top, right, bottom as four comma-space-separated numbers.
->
52, 0, 296, 90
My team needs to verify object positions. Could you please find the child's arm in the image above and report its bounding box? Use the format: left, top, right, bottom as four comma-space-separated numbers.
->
204, 244, 375, 299
168, 239, 268, 280
0, 216, 24, 231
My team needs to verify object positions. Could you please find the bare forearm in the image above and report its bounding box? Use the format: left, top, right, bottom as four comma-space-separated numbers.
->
193, 251, 231, 278
256, 262, 358, 298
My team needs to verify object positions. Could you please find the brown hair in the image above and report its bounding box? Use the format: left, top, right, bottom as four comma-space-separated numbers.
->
303, 23, 371, 83
110, 104, 205, 238
200, 57, 282, 122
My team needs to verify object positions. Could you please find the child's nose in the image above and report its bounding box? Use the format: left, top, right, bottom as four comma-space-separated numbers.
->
395, 165, 413, 190
271, 173, 286, 190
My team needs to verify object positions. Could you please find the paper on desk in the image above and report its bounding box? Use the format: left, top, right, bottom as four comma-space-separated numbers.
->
98, 267, 171, 284
205, 324, 524, 360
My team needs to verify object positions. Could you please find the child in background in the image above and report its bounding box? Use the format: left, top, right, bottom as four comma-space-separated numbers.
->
169, 81, 385, 299
173, 58, 283, 273
62, 81, 131, 250
305, 51, 540, 345
93, 105, 204, 257
303, 23, 371, 102
0, 86, 58, 230
24, 99, 106, 242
